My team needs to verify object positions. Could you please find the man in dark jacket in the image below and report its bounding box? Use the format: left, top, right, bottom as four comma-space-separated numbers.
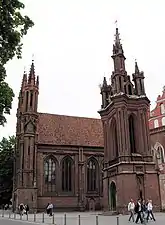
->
135, 199, 143, 224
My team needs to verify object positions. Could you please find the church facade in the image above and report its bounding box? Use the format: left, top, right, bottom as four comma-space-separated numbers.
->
13, 28, 161, 212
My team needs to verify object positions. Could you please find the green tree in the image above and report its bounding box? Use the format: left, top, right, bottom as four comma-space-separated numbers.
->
0, 0, 34, 126
0, 136, 16, 205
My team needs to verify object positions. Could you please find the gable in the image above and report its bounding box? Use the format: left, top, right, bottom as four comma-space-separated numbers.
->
37, 113, 104, 147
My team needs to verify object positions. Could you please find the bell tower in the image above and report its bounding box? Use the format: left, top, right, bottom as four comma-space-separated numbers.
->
13, 60, 39, 212
99, 27, 160, 213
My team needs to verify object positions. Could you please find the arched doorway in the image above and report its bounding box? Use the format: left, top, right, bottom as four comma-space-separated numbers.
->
109, 181, 117, 211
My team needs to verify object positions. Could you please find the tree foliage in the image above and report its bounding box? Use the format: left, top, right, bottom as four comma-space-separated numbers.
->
0, 135, 16, 205
0, 0, 34, 125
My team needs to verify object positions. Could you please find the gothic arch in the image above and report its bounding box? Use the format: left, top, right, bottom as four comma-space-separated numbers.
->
43, 155, 58, 192
154, 142, 165, 164
87, 157, 99, 192
110, 117, 118, 158
61, 155, 74, 192
128, 114, 137, 154
109, 181, 117, 211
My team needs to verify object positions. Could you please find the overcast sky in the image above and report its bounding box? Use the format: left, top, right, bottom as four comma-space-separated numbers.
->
0, 0, 165, 140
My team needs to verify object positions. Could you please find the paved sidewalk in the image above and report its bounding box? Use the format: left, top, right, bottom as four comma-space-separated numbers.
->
0, 210, 165, 225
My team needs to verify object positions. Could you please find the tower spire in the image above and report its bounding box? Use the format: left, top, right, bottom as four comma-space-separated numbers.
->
21, 69, 27, 89
28, 59, 35, 84
135, 59, 140, 74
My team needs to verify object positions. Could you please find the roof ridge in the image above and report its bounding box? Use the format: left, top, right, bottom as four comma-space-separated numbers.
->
38, 112, 101, 120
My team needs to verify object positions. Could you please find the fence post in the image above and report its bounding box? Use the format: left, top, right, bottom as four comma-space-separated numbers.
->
117, 216, 119, 225
52, 214, 55, 224
42, 212, 44, 223
78, 214, 81, 225
34, 212, 36, 222
64, 213, 66, 225
96, 215, 98, 225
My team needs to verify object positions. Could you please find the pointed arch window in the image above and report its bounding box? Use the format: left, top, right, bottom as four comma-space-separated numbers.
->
62, 156, 73, 192
129, 115, 136, 153
44, 157, 56, 192
111, 118, 118, 158
87, 158, 98, 192
160, 104, 165, 114
157, 146, 165, 164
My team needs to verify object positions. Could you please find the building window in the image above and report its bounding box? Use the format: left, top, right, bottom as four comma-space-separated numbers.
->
129, 115, 136, 153
154, 119, 159, 128
44, 157, 56, 192
101, 161, 104, 194
157, 146, 165, 164
25, 91, 29, 111
87, 158, 98, 192
162, 117, 165, 126
128, 84, 132, 95
111, 118, 118, 158
160, 104, 165, 114
62, 156, 73, 192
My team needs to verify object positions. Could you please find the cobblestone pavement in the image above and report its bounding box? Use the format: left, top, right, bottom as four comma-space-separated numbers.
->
0, 210, 164, 225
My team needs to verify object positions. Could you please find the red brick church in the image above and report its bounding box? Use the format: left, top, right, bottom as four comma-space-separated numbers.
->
13, 27, 162, 212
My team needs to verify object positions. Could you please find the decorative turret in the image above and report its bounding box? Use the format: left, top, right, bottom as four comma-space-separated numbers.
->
18, 60, 39, 113
111, 27, 127, 94
100, 77, 111, 108
132, 60, 145, 96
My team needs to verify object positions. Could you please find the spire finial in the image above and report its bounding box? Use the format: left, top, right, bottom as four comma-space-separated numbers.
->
32, 54, 34, 62
135, 59, 139, 74
28, 57, 35, 84
115, 20, 118, 28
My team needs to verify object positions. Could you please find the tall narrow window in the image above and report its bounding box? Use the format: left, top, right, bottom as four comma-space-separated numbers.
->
44, 157, 56, 192
160, 104, 165, 114
157, 146, 165, 164
87, 158, 98, 192
25, 91, 29, 111
62, 157, 73, 192
111, 118, 118, 158
128, 84, 132, 95
129, 115, 136, 153
119, 76, 122, 91
154, 119, 159, 128
30, 92, 33, 107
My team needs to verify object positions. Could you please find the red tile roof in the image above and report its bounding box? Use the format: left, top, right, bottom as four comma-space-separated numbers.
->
38, 113, 104, 147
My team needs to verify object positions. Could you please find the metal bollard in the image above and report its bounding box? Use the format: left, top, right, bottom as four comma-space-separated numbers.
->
96, 215, 98, 225
116, 216, 119, 225
14, 212, 16, 219
27, 213, 28, 221
42, 212, 44, 223
9, 211, 11, 218
20, 213, 22, 220
2, 210, 4, 217
64, 213, 66, 225
34, 212, 36, 222
52, 214, 55, 224
78, 214, 81, 225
